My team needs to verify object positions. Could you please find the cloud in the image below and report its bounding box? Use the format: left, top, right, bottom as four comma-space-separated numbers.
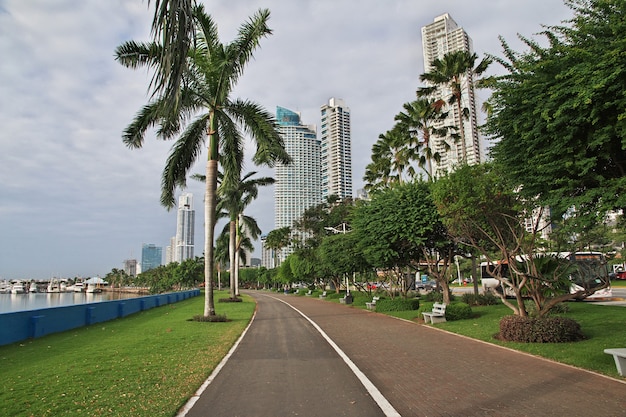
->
0, 0, 573, 279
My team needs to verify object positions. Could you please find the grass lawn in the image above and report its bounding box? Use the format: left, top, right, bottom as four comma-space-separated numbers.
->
384, 300, 626, 378
0, 291, 255, 417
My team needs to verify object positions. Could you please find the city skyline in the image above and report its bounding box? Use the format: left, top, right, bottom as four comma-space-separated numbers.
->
0, 1, 573, 279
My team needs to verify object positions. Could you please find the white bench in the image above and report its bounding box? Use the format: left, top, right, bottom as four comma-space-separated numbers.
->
305, 290, 312, 296
422, 302, 447, 324
319, 291, 327, 299
604, 348, 626, 376
366, 296, 380, 310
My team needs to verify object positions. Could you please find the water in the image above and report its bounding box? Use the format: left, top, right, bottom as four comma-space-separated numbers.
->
0, 291, 143, 314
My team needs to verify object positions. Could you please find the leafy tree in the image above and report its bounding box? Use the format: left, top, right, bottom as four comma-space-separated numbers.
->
419, 50, 491, 165
352, 181, 453, 301
486, 0, 626, 225
116, 6, 290, 317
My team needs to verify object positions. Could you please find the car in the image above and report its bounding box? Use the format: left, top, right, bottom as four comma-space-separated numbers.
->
416, 280, 437, 291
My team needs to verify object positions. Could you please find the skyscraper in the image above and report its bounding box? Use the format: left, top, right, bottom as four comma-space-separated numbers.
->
141, 244, 162, 272
320, 98, 352, 200
174, 193, 195, 262
273, 106, 320, 263
421, 13, 482, 176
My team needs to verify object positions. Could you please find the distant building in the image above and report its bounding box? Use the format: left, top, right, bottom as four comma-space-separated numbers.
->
141, 244, 162, 272
320, 98, 352, 200
123, 259, 137, 277
421, 13, 482, 176
274, 106, 321, 264
174, 193, 195, 262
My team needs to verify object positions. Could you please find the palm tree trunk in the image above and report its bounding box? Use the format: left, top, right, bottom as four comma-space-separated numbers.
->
455, 89, 467, 162
229, 219, 237, 299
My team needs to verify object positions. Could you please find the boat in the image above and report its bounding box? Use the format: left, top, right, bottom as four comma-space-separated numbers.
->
73, 281, 85, 293
28, 281, 38, 293
86, 283, 102, 294
11, 282, 26, 294
0, 280, 10, 293
47, 279, 60, 293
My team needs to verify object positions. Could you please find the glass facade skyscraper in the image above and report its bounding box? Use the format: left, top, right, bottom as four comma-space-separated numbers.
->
141, 243, 162, 272
273, 106, 320, 262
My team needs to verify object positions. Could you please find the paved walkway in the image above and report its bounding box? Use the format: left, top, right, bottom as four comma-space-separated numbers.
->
182, 292, 626, 417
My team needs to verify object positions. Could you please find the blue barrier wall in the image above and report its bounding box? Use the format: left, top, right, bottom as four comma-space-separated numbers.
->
0, 289, 200, 346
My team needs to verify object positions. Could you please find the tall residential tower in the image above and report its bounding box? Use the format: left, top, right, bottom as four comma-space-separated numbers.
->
174, 193, 195, 263
320, 98, 352, 200
421, 13, 482, 176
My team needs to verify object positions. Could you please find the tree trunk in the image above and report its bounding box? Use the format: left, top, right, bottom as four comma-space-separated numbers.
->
229, 219, 237, 299
204, 158, 218, 316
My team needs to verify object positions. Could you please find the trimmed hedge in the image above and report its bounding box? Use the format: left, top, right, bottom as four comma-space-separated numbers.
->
375, 298, 420, 312
498, 315, 585, 343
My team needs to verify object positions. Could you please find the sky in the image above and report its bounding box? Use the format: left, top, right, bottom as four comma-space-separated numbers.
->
0, 0, 574, 280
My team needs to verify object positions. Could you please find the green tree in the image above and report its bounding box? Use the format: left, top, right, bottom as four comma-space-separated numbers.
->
419, 50, 490, 164
486, 0, 626, 225
363, 125, 417, 193
394, 98, 449, 180
264, 227, 291, 269
352, 182, 453, 302
218, 171, 273, 299
116, 6, 290, 317
147, 0, 195, 113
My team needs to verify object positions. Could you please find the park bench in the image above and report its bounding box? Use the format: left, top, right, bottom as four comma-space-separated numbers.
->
305, 290, 312, 296
422, 302, 447, 324
319, 291, 327, 299
604, 348, 626, 376
366, 296, 380, 310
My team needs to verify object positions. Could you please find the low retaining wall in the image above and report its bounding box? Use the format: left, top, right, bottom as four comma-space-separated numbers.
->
0, 289, 200, 346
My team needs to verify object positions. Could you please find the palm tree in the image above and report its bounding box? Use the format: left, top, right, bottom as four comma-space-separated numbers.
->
116, 5, 290, 316
148, 0, 196, 112
265, 227, 291, 269
418, 50, 490, 163
394, 98, 449, 180
363, 124, 419, 192
217, 171, 274, 299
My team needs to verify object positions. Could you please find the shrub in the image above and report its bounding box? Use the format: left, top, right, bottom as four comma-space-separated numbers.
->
461, 292, 499, 306
218, 297, 242, 303
498, 315, 585, 343
375, 298, 419, 312
191, 314, 229, 322
445, 302, 473, 321
417, 301, 472, 321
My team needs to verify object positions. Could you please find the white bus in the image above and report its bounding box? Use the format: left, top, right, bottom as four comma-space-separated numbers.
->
480, 252, 612, 299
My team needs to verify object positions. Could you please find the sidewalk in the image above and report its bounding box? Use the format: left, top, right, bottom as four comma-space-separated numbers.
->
265, 293, 626, 416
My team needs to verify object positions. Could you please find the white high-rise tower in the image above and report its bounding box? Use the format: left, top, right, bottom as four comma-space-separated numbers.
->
175, 193, 194, 262
320, 98, 352, 200
421, 13, 482, 176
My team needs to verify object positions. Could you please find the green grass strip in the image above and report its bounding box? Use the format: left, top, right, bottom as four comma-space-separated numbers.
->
386, 301, 626, 378
0, 291, 255, 417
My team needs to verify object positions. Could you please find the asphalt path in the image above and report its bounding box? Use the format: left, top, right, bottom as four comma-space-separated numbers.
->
180, 292, 390, 417
180, 292, 626, 417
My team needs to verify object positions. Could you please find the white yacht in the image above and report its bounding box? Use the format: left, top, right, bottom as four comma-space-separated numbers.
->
11, 282, 26, 294
73, 281, 85, 293
47, 279, 60, 293
86, 283, 102, 294
29, 281, 38, 293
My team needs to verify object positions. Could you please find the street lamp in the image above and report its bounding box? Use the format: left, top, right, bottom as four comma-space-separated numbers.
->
324, 223, 352, 302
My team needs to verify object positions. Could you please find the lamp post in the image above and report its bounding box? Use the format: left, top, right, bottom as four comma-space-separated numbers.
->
324, 223, 353, 303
